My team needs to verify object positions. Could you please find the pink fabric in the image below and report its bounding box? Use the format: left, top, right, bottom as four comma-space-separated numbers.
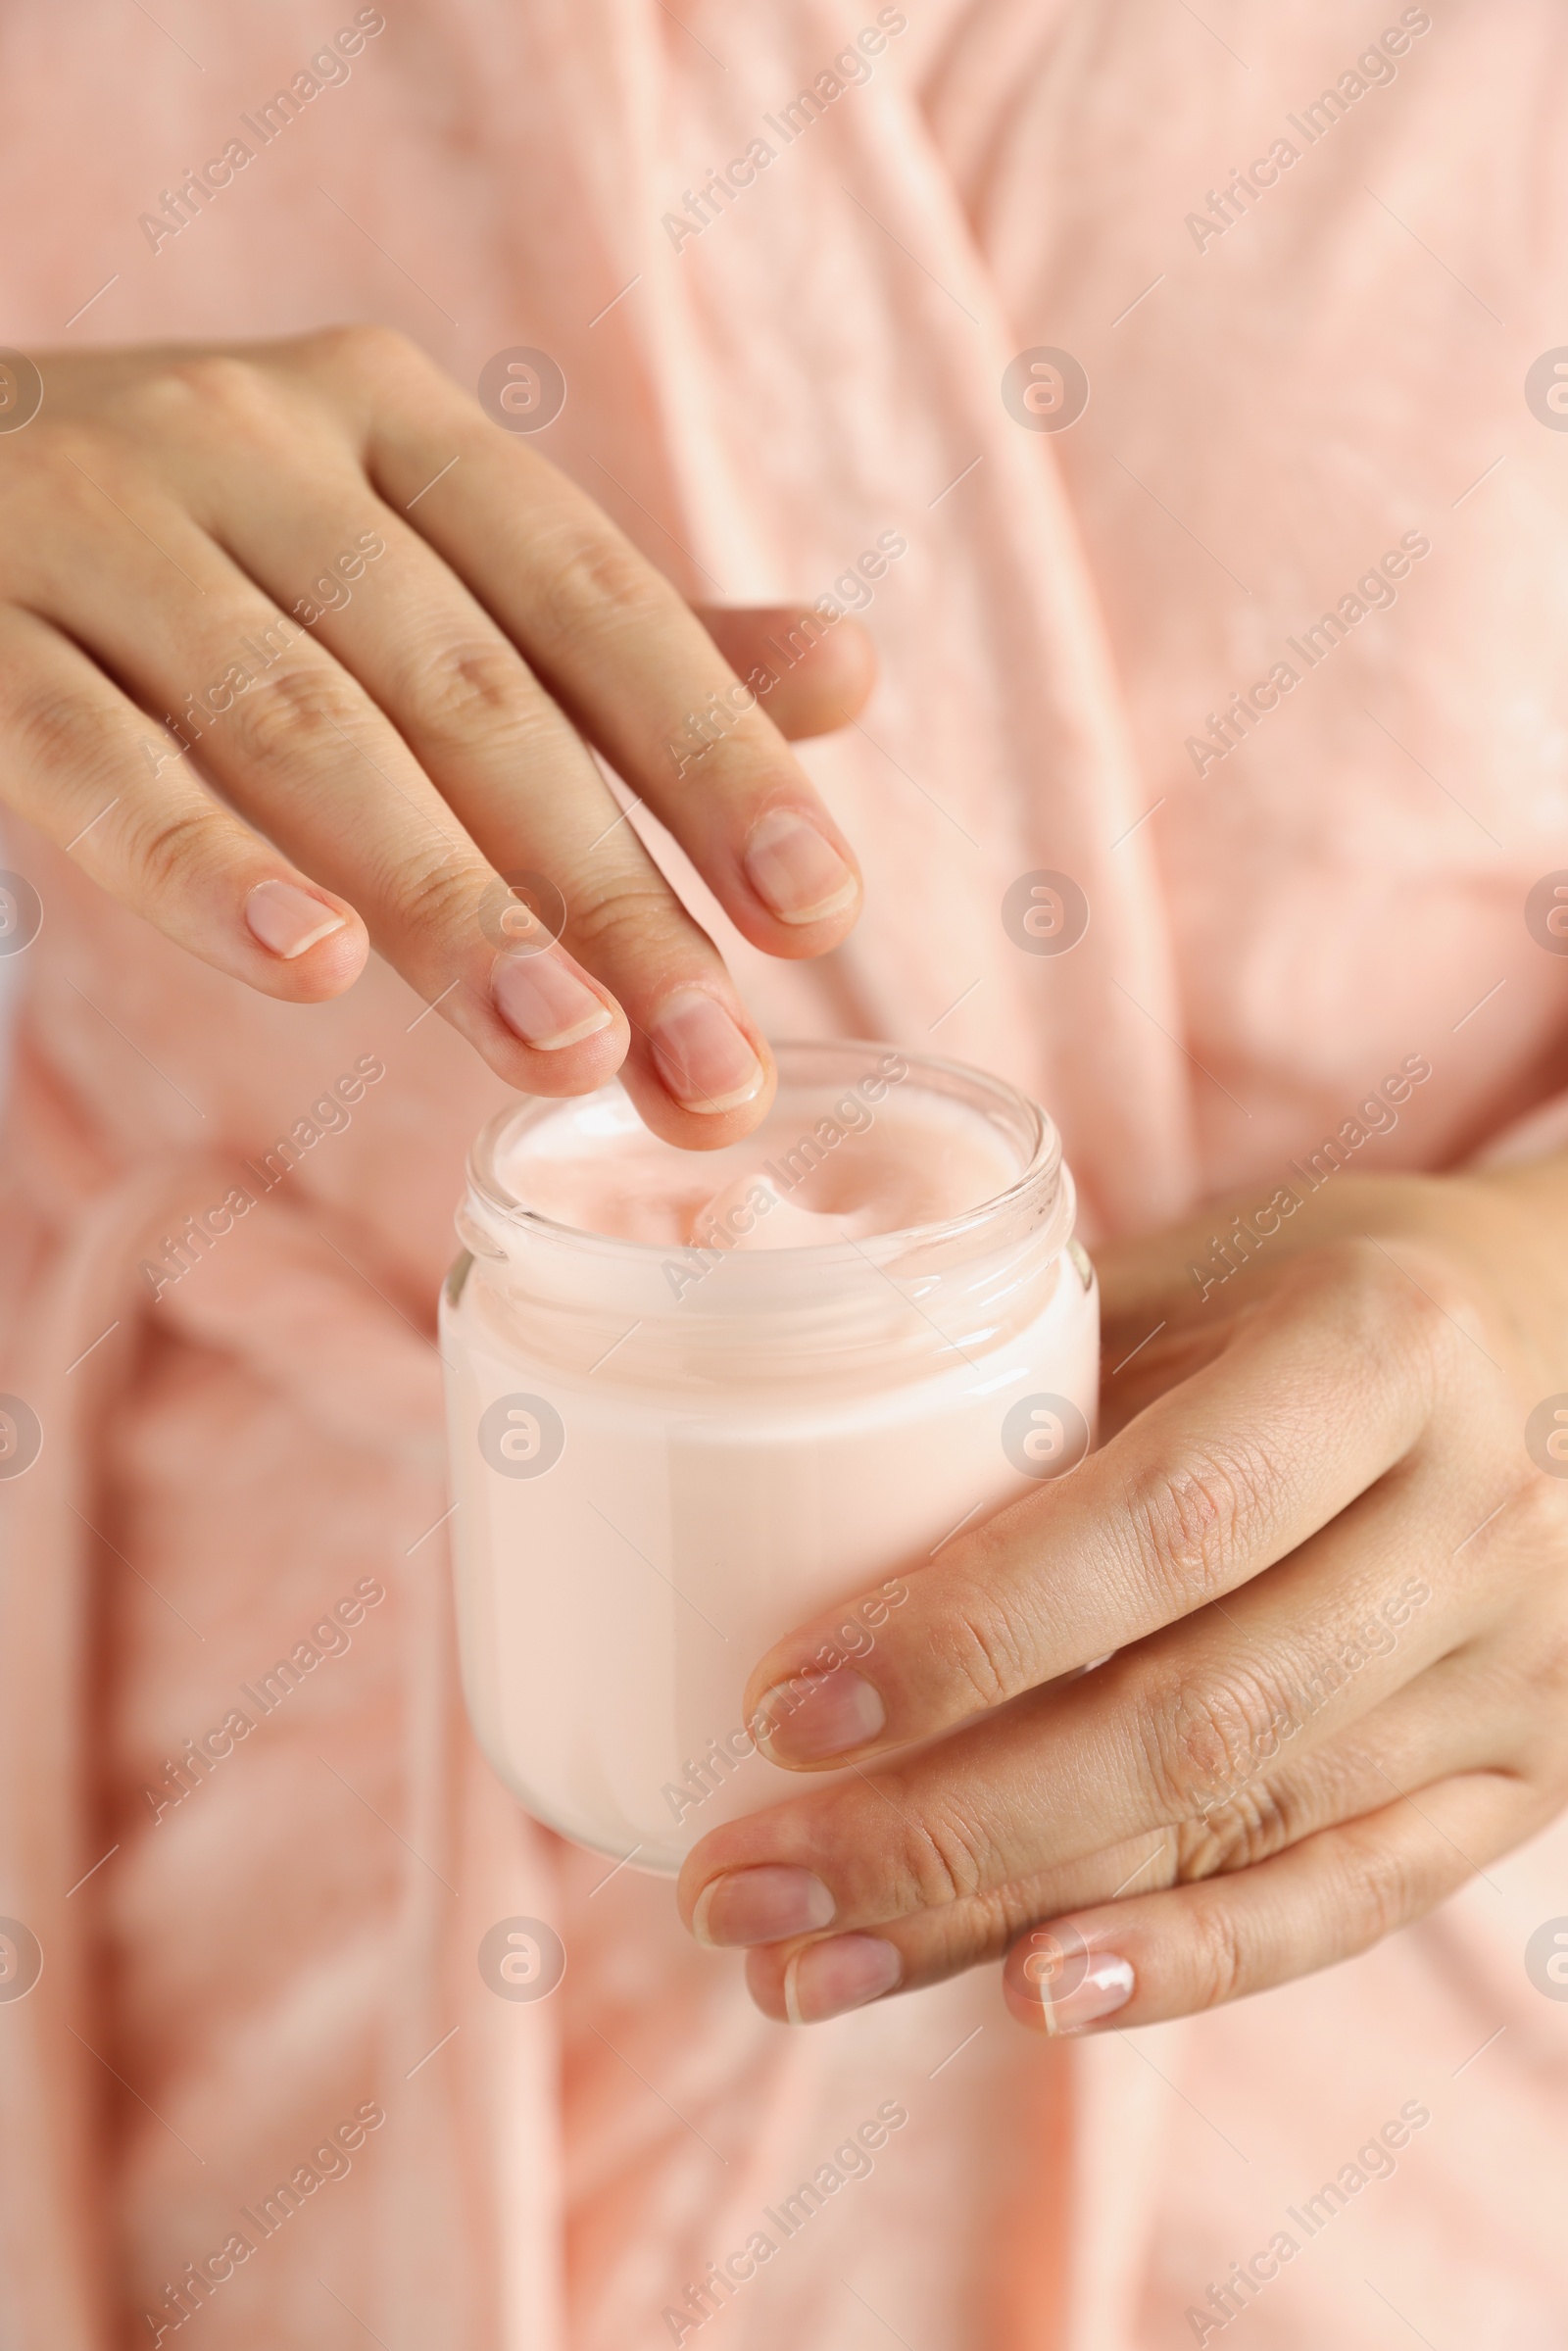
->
3, 2, 1568, 2343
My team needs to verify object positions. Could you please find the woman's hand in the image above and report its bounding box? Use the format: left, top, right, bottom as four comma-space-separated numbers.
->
0, 331, 870, 1143
678, 1159, 1568, 2028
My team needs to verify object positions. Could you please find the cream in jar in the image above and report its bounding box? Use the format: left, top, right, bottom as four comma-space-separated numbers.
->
441, 1042, 1098, 1874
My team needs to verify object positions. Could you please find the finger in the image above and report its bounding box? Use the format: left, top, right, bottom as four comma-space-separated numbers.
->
312, 332, 864, 949
1000, 1770, 1532, 2032
742, 1243, 1450, 1769
21, 470, 632, 1100
0, 603, 367, 996
680, 1470, 1494, 1959
692, 606, 876, 740
736, 1656, 1529, 2021
217, 478, 776, 1143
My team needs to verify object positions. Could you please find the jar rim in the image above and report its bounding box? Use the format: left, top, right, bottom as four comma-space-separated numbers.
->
464, 1038, 1066, 1273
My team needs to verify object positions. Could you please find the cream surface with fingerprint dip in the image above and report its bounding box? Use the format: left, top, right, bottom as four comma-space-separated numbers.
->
441, 1043, 1099, 1872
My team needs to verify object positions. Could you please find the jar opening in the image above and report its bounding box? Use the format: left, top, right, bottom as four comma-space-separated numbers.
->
464, 1039, 1063, 1274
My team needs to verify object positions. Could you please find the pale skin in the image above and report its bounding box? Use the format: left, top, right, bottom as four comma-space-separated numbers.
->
13, 334, 1565, 2037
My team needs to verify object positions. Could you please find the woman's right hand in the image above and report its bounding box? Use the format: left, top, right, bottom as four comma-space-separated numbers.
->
0, 329, 871, 1142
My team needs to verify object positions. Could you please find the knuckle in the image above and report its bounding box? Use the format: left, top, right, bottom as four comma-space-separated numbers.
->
125, 803, 234, 899
1494, 1473, 1568, 1594
1320, 1235, 1470, 1387
566, 879, 681, 965
1524, 1624, 1568, 1706
1116, 1440, 1276, 1615
801, 1776, 974, 1917
224, 660, 363, 771
1174, 1774, 1298, 1879
391, 849, 487, 946
397, 636, 547, 756
13, 425, 140, 516
305, 320, 420, 382
1146, 1666, 1294, 1823
150, 354, 287, 443
0, 668, 123, 782
925, 1581, 1031, 1712
902, 1796, 993, 1911
532, 525, 667, 647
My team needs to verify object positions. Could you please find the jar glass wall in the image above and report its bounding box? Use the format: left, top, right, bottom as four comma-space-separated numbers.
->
441, 1041, 1099, 1874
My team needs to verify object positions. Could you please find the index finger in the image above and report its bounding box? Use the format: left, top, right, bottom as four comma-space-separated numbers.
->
740, 1243, 1447, 1771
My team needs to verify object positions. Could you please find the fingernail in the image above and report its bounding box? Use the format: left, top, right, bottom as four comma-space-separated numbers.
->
692, 1866, 836, 1948
743, 808, 858, 925
783, 1934, 902, 2025
492, 953, 612, 1050
1006, 1936, 1134, 2035
244, 878, 346, 960
649, 988, 764, 1112
755, 1671, 885, 1764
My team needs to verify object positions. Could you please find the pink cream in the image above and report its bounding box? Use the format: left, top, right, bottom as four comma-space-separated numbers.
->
441, 1043, 1099, 1872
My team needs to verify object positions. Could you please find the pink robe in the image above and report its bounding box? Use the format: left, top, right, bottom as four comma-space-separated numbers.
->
3, 2, 1568, 2341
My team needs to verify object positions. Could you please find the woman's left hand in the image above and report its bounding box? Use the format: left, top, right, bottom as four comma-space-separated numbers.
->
678, 1160, 1568, 2030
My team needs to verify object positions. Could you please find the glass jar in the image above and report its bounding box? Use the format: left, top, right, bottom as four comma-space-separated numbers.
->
440, 1041, 1098, 1875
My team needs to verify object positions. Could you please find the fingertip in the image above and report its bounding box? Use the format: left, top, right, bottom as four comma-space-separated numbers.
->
1003, 1919, 1137, 2035
766, 612, 875, 739
484, 972, 632, 1095
742, 1946, 791, 2021
244, 875, 348, 958
240, 876, 368, 1000
697, 605, 878, 740
739, 807, 862, 948
491, 947, 620, 1054
610, 987, 776, 1145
